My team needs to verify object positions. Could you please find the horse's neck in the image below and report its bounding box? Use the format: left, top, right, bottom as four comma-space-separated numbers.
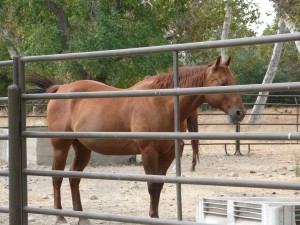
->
132, 70, 207, 119
178, 95, 206, 121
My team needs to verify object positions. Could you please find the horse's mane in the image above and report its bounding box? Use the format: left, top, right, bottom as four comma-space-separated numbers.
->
149, 66, 207, 89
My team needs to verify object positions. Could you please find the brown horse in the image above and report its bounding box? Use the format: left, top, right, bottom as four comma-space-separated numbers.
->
28, 56, 246, 225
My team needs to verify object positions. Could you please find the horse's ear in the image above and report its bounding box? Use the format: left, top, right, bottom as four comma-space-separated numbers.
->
214, 56, 221, 69
224, 55, 231, 66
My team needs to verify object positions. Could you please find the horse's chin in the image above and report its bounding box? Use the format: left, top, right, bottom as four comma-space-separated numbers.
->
227, 115, 242, 125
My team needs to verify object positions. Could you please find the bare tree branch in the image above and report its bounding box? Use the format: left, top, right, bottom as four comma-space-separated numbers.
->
283, 13, 300, 53
72, 61, 91, 80
248, 19, 285, 124
89, 1, 97, 22
221, 0, 232, 61
44, 0, 92, 80
141, 0, 153, 10
0, 25, 19, 58
114, 0, 121, 12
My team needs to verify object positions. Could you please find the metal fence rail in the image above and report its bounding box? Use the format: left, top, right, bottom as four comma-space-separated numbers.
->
0, 169, 8, 176
22, 130, 300, 141
1, 32, 300, 225
0, 60, 12, 67
22, 81, 300, 100
0, 134, 8, 140
19, 33, 300, 62
0, 97, 8, 103
24, 169, 300, 190
0, 207, 9, 214
24, 207, 207, 225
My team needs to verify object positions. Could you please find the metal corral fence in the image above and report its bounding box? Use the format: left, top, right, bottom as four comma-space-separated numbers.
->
196, 95, 300, 155
2, 95, 300, 156
1, 33, 300, 225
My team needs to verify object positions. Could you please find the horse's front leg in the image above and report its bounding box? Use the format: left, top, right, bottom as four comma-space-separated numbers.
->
147, 182, 164, 218
140, 147, 161, 218
141, 144, 175, 218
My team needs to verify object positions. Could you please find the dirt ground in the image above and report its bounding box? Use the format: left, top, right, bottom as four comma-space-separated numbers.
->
1, 108, 300, 225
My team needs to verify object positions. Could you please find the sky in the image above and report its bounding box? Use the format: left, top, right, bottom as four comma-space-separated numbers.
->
251, 0, 276, 35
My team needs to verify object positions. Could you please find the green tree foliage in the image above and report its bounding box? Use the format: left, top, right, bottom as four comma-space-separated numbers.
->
0, 0, 298, 99
0, 0, 173, 90
231, 47, 268, 85
269, 0, 300, 91
159, 0, 259, 65
270, 0, 300, 23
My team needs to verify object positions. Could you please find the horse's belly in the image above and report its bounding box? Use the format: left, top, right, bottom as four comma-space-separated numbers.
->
78, 139, 140, 155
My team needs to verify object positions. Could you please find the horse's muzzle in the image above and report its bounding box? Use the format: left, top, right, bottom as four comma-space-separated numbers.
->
228, 108, 246, 124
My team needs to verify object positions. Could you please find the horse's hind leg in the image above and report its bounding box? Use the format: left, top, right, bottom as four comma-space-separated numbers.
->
187, 111, 200, 171
70, 140, 91, 225
51, 139, 73, 225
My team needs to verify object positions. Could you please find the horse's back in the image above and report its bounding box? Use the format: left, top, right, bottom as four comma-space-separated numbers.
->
130, 76, 155, 90
47, 80, 121, 131
57, 80, 119, 93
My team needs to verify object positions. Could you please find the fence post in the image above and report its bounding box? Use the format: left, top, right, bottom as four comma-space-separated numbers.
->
18, 57, 28, 225
295, 97, 299, 132
235, 124, 241, 155
9, 56, 28, 225
8, 84, 22, 225
173, 51, 183, 220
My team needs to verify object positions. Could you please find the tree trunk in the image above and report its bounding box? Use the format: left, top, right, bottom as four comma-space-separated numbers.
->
89, 1, 97, 22
114, 0, 121, 12
221, 0, 232, 61
283, 13, 300, 53
8, 47, 18, 58
45, 0, 91, 80
0, 26, 19, 58
248, 19, 285, 124
141, 0, 153, 10
44, 0, 69, 51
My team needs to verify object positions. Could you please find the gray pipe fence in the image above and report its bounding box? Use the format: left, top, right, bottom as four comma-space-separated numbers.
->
1, 32, 300, 225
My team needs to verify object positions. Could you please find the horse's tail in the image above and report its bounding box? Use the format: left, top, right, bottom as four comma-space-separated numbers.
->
187, 111, 200, 172
26, 74, 60, 93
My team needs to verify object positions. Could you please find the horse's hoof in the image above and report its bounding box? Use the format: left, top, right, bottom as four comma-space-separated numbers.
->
78, 219, 92, 225
55, 217, 69, 225
149, 213, 159, 218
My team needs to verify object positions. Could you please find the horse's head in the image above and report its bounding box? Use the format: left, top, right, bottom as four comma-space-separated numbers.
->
203, 55, 246, 124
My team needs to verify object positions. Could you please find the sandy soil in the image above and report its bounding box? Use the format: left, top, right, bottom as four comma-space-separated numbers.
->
1, 107, 300, 225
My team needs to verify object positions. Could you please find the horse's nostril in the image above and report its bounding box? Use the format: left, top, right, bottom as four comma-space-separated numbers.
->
236, 109, 242, 117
